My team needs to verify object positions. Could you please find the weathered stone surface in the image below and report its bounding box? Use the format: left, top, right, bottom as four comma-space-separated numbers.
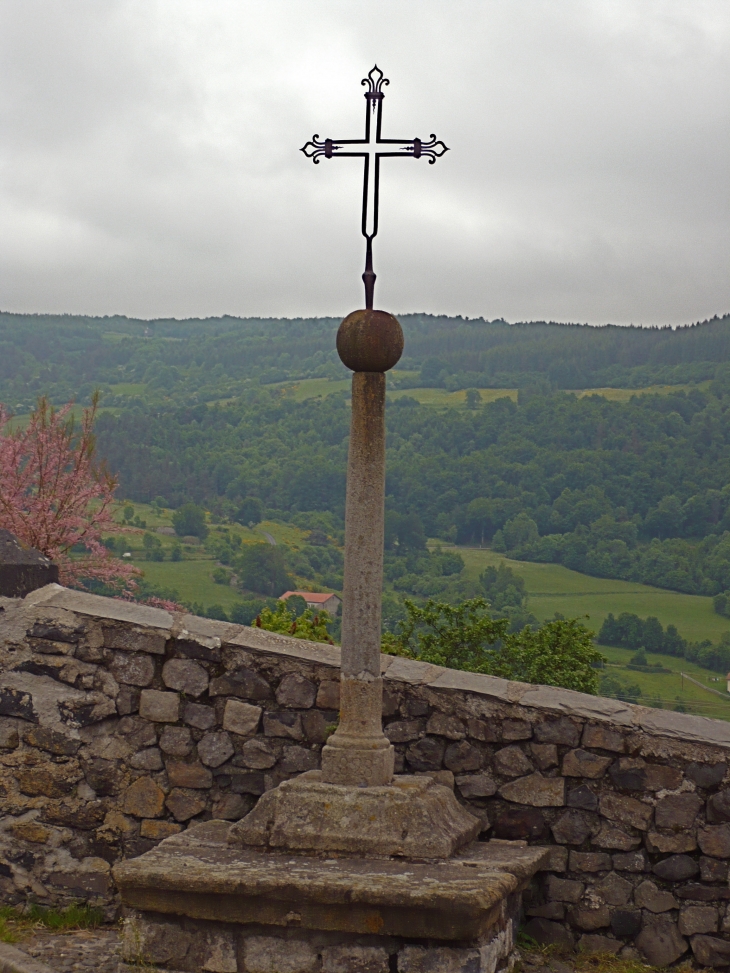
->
646, 831, 697, 854
209, 670, 272, 701
16, 761, 82, 797
165, 787, 207, 821
301, 709, 328, 743
493, 808, 546, 840
111, 652, 155, 687
129, 747, 163, 771
654, 792, 703, 831
522, 918, 574, 947
581, 724, 625, 752
198, 731, 235, 767
11, 819, 50, 842
609, 761, 645, 791
384, 719, 423, 743
316, 679, 340, 709
502, 719, 532, 740
678, 906, 718, 936
466, 716, 499, 742
263, 710, 303, 740
406, 737, 445, 771
691, 935, 730, 967
455, 773, 497, 799
547, 875, 584, 903
241, 738, 277, 769
24, 725, 81, 755
223, 699, 262, 736
162, 658, 209, 697
551, 810, 593, 845
82, 756, 123, 795
540, 845, 569, 872
0, 686, 37, 721
122, 915, 192, 965
644, 763, 683, 790
279, 745, 319, 774
676, 884, 730, 902
493, 745, 533, 777
595, 871, 633, 906
700, 856, 728, 882
183, 701, 216, 730
531, 743, 558, 769
653, 854, 699, 881
707, 788, 730, 823
159, 725, 193, 757
49, 857, 111, 896
426, 712, 466, 739
636, 921, 687, 966
612, 850, 646, 871
528, 902, 565, 919
569, 904, 610, 930
699, 825, 730, 859
167, 760, 213, 789
140, 819, 183, 840
211, 792, 253, 820
686, 761, 727, 790
398, 945, 482, 973
567, 784, 598, 812
444, 740, 482, 773
534, 718, 580, 746
562, 749, 612, 779
321, 945, 389, 973
243, 935, 318, 973
569, 851, 612, 872
139, 689, 179, 723
578, 934, 621, 954
610, 910, 642, 937
123, 777, 166, 818
595, 824, 642, 850
499, 773, 565, 807
275, 673, 317, 709
599, 791, 652, 831
227, 769, 265, 795
635, 879, 678, 912
103, 625, 167, 655
0, 719, 19, 749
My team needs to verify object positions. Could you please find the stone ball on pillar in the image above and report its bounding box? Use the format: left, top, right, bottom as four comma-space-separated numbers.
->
336, 310, 404, 373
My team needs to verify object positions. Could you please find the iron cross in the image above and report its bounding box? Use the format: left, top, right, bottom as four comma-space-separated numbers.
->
302, 66, 448, 309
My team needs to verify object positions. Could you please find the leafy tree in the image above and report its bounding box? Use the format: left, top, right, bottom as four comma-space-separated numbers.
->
384, 511, 426, 552
143, 532, 164, 561
172, 503, 208, 539
236, 496, 264, 526
236, 543, 291, 597
212, 567, 231, 585
283, 594, 308, 617
255, 601, 334, 643
170, 542, 182, 562
465, 389, 482, 408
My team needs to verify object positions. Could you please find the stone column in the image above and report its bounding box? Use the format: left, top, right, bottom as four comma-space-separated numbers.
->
320, 309, 404, 787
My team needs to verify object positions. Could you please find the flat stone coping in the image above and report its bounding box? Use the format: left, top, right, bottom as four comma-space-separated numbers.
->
19, 584, 730, 750
114, 821, 549, 941
0, 942, 55, 973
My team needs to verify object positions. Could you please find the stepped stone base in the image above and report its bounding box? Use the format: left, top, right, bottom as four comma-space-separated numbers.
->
228, 771, 481, 859
114, 821, 549, 973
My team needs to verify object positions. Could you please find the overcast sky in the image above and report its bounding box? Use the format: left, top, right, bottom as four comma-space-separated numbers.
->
0, 1, 728, 325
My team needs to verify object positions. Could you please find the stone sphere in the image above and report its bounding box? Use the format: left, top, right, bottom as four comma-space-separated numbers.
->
336, 309, 404, 373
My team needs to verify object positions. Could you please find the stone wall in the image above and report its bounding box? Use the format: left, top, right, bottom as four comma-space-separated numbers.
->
2, 584, 730, 967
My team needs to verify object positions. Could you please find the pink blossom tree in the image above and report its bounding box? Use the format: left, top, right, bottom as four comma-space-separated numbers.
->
0, 393, 139, 594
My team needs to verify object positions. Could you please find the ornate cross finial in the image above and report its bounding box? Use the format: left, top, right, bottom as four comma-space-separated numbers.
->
302, 66, 448, 309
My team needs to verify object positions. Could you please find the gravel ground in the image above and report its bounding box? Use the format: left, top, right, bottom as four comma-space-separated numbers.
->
14, 927, 121, 973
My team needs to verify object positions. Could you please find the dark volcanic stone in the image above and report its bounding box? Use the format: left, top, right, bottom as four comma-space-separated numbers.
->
533, 718, 580, 747
653, 855, 700, 881
687, 762, 727, 790
209, 670, 272, 701
700, 857, 728, 883
707, 789, 730, 823
610, 910, 642, 938
551, 810, 593, 845
567, 785, 598, 812
655, 792, 703, 831
522, 919, 573, 948
493, 808, 545, 840
0, 688, 37, 722
444, 740, 482, 773
676, 884, 730, 901
609, 764, 646, 791
636, 921, 687, 967
692, 935, 730, 967
405, 737, 445, 771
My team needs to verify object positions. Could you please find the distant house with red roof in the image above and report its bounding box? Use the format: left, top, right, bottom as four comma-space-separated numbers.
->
279, 590, 341, 614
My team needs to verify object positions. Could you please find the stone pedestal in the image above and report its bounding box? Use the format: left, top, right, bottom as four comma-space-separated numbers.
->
0, 530, 58, 598
114, 821, 549, 973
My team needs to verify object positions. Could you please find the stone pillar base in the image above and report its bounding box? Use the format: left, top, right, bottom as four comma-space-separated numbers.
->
320, 739, 394, 787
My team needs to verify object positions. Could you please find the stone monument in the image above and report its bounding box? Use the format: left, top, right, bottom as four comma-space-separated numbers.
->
115, 67, 549, 973
0, 529, 58, 598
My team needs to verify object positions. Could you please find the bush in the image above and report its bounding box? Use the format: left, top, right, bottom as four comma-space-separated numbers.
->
172, 503, 208, 539
236, 543, 291, 597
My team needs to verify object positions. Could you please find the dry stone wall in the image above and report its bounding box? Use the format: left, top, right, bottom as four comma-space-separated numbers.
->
3, 585, 730, 967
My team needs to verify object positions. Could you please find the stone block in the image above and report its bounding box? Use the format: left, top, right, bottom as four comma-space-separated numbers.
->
398, 945, 482, 973
210, 670, 272, 701
212, 793, 253, 820
644, 764, 683, 791
162, 658, 209, 697
17, 761, 82, 798
224, 699, 263, 736
280, 746, 319, 774
262, 711, 303, 740
243, 935, 318, 973
562, 749, 612, 779
569, 851, 612, 872
0, 687, 36, 722
612, 850, 647, 872
198, 732, 235, 767
228, 770, 266, 795
676, 884, 730, 902
123, 777, 166, 818
455, 773, 497, 799
700, 856, 728, 882
0, 720, 19, 749
551, 810, 593, 845
707, 789, 730, 823
502, 719, 532, 740
547, 875, 584, 903
567, 785, 598, 812
635, 880, 678, 912
406, 737, 445, 771
103, 625, 167, 655
679, 906, 718, 936
116, 685, 140, 715
610, 910, 642, 937
130, 747, 163, 771
581, 724, 625, 752
645, 831, 697, 854
111, 652, 155, 687
499, 773, 565, 807
686, 761, 727, 790
122, 915, 192, 965
240, 738, 277, 769
594, 871, 633, 906
653, 854, 699, 881
521, 918, 574, 948
534, 717, 580, 747
12, 820, 50, 843
140, 819, 183, 840
599, 792, 652, 831
183, 701, 216, 730
578, 934, 621, 954
159, 725, 193, 757
493, 745, 533, 777
316, 679, 340, 709
426, 712, 466, 739
654, 792, 703, 831
82, 756, 123, 796
636, 921, 687, 967
167, 760, 213, 789
595, 824, 641, 850
139, 689, 179, 723
539, 845, 569, 872
24, 725, 81, 755
569, 904, 610, 930
531, 743, 558, 769
466, 717, 499, 742
321, 945, 389, 973
275, 673, 317, 709
528, 901, 566, 919
165, 787, 207, 821
692, 935, 730, 967
493, 808, 545, 840
301, 709, 328, 743
385, 719, 424, 743
444, 740, 482, 773
202, 929, 238, 972
49, 857, 111, 896
699, 825, 730, 859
